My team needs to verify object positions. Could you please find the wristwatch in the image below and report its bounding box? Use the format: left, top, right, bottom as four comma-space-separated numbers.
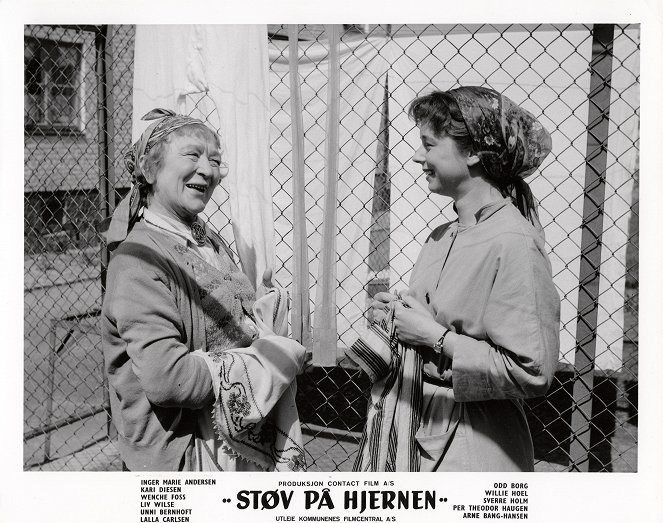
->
432, 329, 450, 354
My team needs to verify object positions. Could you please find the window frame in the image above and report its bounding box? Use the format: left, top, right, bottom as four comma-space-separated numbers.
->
24, 35, 85, 135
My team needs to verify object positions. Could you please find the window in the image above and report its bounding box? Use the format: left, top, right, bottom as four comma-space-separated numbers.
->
25, 37, 83, 133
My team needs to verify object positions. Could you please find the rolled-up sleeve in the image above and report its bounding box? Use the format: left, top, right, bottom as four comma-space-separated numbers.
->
452, 234, 560, 402
107, 249, 214, 409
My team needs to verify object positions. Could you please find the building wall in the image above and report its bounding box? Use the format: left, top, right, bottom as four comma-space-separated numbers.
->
24, 25, 135, 252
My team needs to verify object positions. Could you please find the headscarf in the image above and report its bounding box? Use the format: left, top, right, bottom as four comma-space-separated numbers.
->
446, 86, 552, 223
102, 108, 208, 251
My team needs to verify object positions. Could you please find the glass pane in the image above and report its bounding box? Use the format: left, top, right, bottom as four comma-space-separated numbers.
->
48, 86, 77, 126
24, 41, 43, 96
24, 39, 37, 61
51, 45, 80, 86
24, 92, 44, 126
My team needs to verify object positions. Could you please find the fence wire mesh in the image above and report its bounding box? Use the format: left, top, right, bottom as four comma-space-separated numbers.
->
23, 24, 638, 472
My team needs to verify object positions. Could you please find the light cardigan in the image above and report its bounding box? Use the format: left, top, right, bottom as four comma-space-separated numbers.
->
102, 220, 220, 471
409, 198, 561, 471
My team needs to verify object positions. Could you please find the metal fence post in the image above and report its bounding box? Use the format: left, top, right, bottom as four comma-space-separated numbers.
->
95, 24, 116, 439
569, 23, 615, 472
96, 25, 116, 291
44, 321, 57, 464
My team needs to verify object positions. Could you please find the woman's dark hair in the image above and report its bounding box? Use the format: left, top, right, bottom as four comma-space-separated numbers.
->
407, 91, 474, 154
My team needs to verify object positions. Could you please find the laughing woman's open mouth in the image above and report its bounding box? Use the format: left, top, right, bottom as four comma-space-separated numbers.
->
186, 183, 208, 193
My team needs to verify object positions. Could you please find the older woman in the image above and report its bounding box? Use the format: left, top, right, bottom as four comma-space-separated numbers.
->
355, 87, 560, 472
102, 109, 306, 472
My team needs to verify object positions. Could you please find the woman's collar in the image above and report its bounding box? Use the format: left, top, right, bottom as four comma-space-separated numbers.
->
474, 198, 511, 222
455, 198, 511, 229
143, 208, 205, 247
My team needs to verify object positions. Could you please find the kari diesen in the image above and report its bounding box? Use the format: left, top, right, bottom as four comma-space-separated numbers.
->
237, 487, 436, 513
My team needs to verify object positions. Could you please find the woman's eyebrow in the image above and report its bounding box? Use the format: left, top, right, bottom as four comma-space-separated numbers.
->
179, 142, 202, 151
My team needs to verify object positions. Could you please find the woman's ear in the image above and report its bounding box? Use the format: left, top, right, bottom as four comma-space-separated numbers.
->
466, 152, 481, 167
139, 155, 155, 184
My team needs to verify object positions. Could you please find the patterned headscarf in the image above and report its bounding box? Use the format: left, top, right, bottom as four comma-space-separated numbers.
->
103, 109, 209, 250
446, 86, 551, 223
447, 86, 551, 179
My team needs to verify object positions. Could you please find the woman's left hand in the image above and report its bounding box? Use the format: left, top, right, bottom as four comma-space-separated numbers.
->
393, 294, 446, 348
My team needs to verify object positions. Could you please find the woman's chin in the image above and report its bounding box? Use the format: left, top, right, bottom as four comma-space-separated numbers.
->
170, 206, 204, 224
182, 200, 208, 217
427, 185, 449, 198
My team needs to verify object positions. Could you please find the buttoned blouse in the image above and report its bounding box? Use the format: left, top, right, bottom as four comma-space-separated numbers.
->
408, 198, 560, 402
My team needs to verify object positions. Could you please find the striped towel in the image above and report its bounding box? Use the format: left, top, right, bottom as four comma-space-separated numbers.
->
347, 307, 423, 472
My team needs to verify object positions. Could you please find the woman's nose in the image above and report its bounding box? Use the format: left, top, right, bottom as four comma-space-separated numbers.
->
412, 145, 426, 164
196, 156, 213, 177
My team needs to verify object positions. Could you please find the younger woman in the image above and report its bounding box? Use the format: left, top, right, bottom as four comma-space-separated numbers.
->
367, 87, 560, 471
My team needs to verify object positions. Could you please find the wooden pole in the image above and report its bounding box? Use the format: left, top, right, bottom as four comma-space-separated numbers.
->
312, 24, 342, 366
288, 25, 312, 349
569, 23, 615, 472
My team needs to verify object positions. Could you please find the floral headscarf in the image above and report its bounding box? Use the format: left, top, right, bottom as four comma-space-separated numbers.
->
446, 87, 551, 225
103, 109, 209, 250
446, 86, 552, 180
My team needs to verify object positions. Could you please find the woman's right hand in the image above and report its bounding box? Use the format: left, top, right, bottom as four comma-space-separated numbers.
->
369, 291, 399, 324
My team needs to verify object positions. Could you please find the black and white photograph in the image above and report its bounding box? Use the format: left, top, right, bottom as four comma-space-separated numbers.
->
2, 1, 663, 522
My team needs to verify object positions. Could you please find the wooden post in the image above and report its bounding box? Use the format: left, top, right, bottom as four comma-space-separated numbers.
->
569, 23, 615, 472
312, 24, 341, 366
288, 25, 312, 349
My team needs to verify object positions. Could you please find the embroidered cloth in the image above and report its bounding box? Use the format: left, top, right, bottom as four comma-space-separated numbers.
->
194, 285, 306, 471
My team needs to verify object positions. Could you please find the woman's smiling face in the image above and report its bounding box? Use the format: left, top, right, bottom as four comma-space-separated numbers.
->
144, 130, 225, 224
412, 123, 473, 199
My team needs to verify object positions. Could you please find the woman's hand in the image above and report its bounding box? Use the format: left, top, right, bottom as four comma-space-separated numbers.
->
393, 295, 447, 348
369, 291, 399, 324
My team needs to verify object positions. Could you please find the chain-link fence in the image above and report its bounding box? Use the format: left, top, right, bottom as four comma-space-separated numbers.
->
24, 25, 134, 471
23, 24, 638, 472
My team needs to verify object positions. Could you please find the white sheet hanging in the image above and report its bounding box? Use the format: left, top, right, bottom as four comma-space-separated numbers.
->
594, 27, 639, 370
131, 25, 272, 289
269, 37, 391, 350
386, 27, 638, 370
